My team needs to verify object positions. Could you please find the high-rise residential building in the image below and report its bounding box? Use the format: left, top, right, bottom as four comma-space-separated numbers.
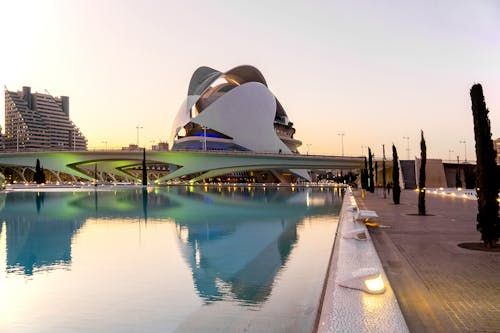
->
4, 86, 87, 151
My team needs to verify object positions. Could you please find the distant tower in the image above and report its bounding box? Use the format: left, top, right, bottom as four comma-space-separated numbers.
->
4, 86, 87, 151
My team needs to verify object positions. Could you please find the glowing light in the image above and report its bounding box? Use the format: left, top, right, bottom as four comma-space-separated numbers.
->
194, 241, 201, 268
177, 226, 189, 244
338, 268, 385, 294
364, 274, 385, 293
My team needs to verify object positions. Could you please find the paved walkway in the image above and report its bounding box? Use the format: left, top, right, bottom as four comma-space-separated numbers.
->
354, 189, 500, 333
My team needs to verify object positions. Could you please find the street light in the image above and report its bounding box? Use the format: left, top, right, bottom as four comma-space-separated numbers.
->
460, 140, 467, 162
136, 126, 143, 147
102, 141, 108, 150
338, 132, 345, 157
448, 149, 454, 162
403, 136, 410, 160
361, 145, 367, 156
202, 126, 207, 151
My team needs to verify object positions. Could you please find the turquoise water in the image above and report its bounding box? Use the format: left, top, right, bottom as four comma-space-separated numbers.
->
0, 186, 342, 332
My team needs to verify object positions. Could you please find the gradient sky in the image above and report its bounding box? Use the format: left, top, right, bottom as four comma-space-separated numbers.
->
1, 0, 499, 161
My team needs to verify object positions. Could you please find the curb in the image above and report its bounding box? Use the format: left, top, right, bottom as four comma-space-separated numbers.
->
316, 188, 409, 333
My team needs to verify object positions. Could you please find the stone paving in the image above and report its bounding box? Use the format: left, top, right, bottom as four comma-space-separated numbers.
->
355, 189, 500, 333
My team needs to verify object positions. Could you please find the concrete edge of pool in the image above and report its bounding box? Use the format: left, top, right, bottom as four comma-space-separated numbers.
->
316, 188, 410, 333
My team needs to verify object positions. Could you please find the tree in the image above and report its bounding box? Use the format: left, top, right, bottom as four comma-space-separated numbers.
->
368, 147, 374, 193
392, 144, 401, 204
418, 130, 426, 215
470, 83, 499, 247
361, 157, 368, 189
34, 159, 43, 184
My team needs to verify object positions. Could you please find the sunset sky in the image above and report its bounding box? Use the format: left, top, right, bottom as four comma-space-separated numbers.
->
1, 0, 499, 160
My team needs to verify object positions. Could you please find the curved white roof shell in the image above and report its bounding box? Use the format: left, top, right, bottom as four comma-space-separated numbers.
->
192, 82, 289, 153
170, 65, 309, 180
170, 65, 287, 150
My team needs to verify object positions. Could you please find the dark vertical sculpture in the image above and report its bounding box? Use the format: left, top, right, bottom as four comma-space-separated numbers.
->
94, 163, 98, 186
418, 130, 426, 215
361, 157, 368, 189
392, 144, 401, 204
368, 147, 374, 193
470, 84, 499, 247
34, 159, 42, 184
142, 148, 147, 186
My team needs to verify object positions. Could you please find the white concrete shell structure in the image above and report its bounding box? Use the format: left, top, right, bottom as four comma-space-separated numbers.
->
170, 65, 309, 181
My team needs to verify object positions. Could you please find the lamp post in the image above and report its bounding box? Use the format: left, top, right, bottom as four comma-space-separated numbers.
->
102, 141, 108, 150
448, 149, 454, 162
460, 140, 467, 162
403, 136, 410, 160
136, 126, 143, 147
361, 145, 367, 156
338, 132, 345, 157
202, 126, 207, 151
382, 144, 386, 199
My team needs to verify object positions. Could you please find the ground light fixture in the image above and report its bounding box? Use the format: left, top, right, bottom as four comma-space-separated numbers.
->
343, 229, 368, 241
338, 268, 386, 294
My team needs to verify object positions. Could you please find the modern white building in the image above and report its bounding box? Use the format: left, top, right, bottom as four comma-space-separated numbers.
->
170, 65, 308, 182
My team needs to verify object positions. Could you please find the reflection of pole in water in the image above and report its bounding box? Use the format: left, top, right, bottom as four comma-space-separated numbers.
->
142, 188, 148, 222
35, 192, 44, 214
142, 148, 147, 186
94, 189, 98, 214
94, 163, 98, 187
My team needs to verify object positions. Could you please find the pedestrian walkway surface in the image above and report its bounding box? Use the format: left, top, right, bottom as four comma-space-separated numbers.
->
355, 189, 500, 333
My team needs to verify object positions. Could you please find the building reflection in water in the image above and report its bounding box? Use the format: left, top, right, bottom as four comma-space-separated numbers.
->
160, 186, 342, 306
0, 186, 342, 305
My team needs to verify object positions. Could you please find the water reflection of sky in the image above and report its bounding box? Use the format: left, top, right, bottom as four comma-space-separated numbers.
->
0, 186, 342, 332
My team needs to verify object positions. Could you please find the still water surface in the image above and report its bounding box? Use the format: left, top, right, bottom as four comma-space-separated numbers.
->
0, 186, 342, 332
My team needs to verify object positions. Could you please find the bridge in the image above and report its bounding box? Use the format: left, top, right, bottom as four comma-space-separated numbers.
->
0, 150, 364, 183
